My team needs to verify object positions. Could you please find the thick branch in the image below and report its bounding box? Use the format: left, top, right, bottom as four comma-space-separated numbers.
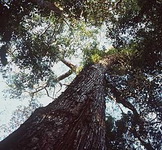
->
115, 0, 123, 9
132, 128, 154, 150
106, 83, 154, 150
56, 70, 73, 81
106, 83, 139, 117
28, 0, 63, 15
60, 58, 77, 72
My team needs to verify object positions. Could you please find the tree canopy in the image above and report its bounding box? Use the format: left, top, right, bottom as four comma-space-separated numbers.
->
0, 0, 161, 149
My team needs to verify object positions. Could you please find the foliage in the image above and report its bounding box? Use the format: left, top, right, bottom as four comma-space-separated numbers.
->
107, 0, 162, 71
1, 7, 100, 98
83, 47, 105, 65
104, 1, 162, 148
105, 62, 162, 149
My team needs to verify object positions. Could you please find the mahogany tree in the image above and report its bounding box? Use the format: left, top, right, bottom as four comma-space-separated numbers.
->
0, 0, 161, 149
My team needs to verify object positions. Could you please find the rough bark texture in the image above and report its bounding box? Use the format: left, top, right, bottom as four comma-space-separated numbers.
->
0, 56, 117, 150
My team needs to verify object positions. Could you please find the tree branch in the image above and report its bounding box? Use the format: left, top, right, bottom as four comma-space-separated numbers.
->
44, 87, 55, 100
131, 128, 154, 150
115, 0, 123, 9
56, 70, 73, 81
24, 70, 72, 97
28, 0, 63, 15
59, 58, 77, 72
106, 83, 154, 150
106, 83, 139, 116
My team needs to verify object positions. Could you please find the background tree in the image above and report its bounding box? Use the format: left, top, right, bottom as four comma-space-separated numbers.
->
105, 0, 162, 149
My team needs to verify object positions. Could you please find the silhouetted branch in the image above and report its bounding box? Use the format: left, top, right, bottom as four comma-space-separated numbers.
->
56, 70, 73, 81
25, 70, 72, 97
44, 87, 55, 100
115, 0, 123, 9
60, 58, 77, 71
29, 0, 63, 15
106, 83, 154, 150
131, 128, 154, 150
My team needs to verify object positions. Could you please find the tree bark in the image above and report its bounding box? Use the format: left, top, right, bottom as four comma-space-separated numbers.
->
0, 56, 117, 150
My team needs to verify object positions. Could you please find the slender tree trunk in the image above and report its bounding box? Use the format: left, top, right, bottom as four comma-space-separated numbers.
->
0, 56, 117, 150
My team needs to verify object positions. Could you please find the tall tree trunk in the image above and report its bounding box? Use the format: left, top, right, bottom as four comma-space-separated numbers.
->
0, 56, 117, 150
